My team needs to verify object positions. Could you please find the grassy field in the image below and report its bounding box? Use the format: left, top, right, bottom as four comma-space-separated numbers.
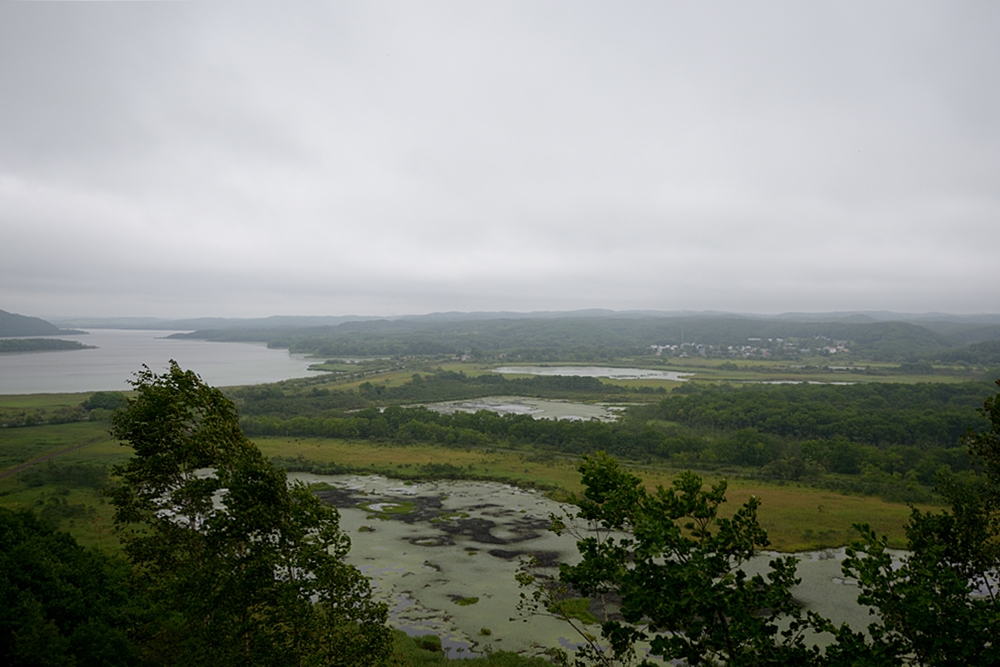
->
0, 478, 120, 551
0, 391, 95, 410
2, 367, 944, 556
253, 436, 917, 551
0, 414, 923, 553
0, 421, 119, 469
324, 369, 422, 392
0, 418, 126, 551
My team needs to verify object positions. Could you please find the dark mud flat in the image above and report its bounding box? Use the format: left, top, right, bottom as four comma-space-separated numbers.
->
315, 486, 444, 523
316, 485, 555, 549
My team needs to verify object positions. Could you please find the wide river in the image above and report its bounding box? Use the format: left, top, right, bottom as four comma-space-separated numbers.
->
0, 329, 320, 394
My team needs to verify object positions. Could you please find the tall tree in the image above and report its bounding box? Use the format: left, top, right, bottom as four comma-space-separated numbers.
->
522, 452, 829, 666
831, 380, 1000, 666
526, 383, 1000, 666
0, 508, 138, 667
110, 362, 390, 667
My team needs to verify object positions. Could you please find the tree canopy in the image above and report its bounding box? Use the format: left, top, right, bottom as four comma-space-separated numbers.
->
831, 380, 1000, 666
0, 507, 137, 667
526, 454, 829, 666
536, 382, 1000, 666
110, 362, 391, 667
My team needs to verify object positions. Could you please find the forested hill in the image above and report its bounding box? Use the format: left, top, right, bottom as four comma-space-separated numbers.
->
169, 314, 1000, 363
0, 309, 64, 337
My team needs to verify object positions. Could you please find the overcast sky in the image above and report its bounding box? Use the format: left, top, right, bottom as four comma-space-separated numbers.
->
2, 1, 998, 319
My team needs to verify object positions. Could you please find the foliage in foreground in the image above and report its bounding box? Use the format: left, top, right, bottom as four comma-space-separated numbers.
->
523, 382, 1000, 666
3, 364, 555, 667
110, 362, 392, 667
0, 507, 138, 667
829, 380, 1000, 666
390, 629, 555, 666
519, 453, 830, 666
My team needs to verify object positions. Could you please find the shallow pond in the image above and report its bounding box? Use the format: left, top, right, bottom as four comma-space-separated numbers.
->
493, 366, 691, 381
740, 380, 857, 386
424, 396, 619, 421
293, 474, 879, 660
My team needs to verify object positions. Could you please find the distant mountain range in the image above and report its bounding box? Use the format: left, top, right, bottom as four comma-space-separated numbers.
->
45, 309, 1000, 331
13, 307, 1000, 364
147, 313, 1000, 365
48, 315, 374, 331
0, 309, 83, 338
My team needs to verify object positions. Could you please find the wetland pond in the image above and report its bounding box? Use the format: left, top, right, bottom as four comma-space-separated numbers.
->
296, 473, 879, 660
492, 366, 691, 381
424, 396, 620, 421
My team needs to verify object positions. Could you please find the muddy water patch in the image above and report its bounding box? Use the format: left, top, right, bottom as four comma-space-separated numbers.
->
492, 366, 691, 382
425, 396, 619, 421
295, 473, 883, 659
293, 473, 582, 658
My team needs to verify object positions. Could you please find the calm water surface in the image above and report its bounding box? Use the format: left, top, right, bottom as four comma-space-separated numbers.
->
493, 365, 691, 381
0, 329, 320, 394
298, 473, 877, 659
425, 396, 619, 421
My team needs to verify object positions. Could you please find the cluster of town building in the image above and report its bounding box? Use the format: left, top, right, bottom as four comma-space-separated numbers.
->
651, 337, 850, 359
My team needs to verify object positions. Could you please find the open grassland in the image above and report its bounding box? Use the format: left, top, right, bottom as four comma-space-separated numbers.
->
0, 422, 920, 552
0, 477, 119, 551
0, 391, 102, 428
0, 421, 118, 469
329, 369, 422, 391
608, 462, 921, 550
254, 437, 916, 551
0, 392, 94, 410
0, 419, 126, 551
426, 362, 497, 377
256, 437, 588, 492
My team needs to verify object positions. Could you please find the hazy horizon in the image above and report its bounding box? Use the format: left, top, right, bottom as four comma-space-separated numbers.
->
30, 307, 1000, 325
3, 2, 998, 319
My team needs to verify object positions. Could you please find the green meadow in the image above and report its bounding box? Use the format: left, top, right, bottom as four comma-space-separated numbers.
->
1, 354, 982, 555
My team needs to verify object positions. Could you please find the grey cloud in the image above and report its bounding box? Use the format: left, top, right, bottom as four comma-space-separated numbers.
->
1, 1, 998, 318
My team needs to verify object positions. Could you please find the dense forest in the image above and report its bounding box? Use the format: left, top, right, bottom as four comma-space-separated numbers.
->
231, 371, 653, 416
225, 371, 999, 502
649, 381, 991, 453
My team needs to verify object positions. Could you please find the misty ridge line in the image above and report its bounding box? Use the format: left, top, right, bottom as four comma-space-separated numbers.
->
40, 309, 1000, 332
6, 308, 1000, 365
